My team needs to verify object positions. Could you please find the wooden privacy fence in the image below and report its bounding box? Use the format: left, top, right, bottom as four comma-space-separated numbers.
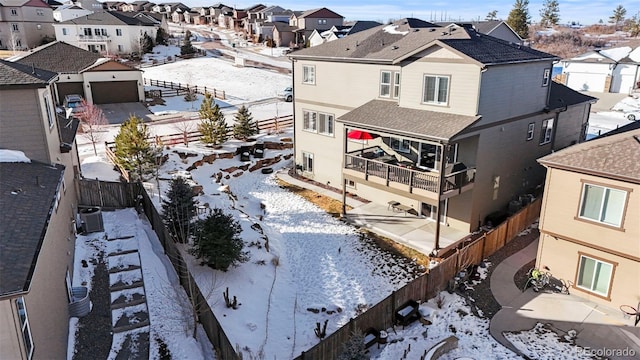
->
296, 197, 542, 359
144, 78, 226, 100
77, 180, 241, 359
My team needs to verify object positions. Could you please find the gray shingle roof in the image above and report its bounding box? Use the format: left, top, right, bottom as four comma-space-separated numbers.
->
0, 161, 65, 296
538, 128, 640, 183
547, 81, 597, 110
58, 10, 157, 26
0, 59, 57, 88
337, 100, 480, 141
14, 41, 102, 74
291, 18, 556, 65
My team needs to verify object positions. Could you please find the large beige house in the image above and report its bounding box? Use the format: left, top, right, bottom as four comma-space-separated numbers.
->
0, 60, 80, 360
536, 126, 640, 310
289, 18, 595, 252
0, 0, 56, 50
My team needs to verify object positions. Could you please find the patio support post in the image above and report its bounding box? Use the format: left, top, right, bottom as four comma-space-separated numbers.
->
434, 144, 448, 253
341, 127, 348, 217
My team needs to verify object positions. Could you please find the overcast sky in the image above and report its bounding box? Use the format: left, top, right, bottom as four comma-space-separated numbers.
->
180, 1, 639, 26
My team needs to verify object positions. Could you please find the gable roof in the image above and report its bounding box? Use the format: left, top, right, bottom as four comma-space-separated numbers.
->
0, 161, 65, 297
291, 18, 556, 65
436, 20, 522, 40
538, 128, 640, 184
272, 21, 296, 33
0, 0, 50, 8
58, 10, 158, 26
14, 41, 103, 74
298, 7, 343, 19
338, 100, 480, 142
547, 81, 597, 110
0, 59, 58, 88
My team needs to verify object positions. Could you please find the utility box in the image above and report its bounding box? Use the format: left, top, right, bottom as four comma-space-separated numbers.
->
79, 207, 104, 233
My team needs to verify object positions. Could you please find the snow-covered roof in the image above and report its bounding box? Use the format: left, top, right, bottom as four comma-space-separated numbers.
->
0, 149, 30, 163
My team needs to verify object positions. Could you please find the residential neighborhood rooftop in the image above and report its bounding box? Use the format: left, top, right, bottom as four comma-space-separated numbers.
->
58, 10, 157, 26
0, 161, 65, 296
547, 81, 597, 110
291, 18, 557, 64
0, 60, 58, 87
14, 41, 102, 74
539, 127, 640, 183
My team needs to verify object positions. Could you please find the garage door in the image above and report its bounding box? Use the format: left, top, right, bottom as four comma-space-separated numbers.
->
566, 72, 607, 92
90, 81, 139, 104
56, 82, 84, 104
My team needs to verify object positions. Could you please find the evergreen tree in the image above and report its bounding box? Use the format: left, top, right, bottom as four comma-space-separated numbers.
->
232, 105, 257, 140
609, 5, 626, 27
506, 0, 530, 39
625, 15, 640, 37
114, 115, 156, 181
539, 0, 560, 27
485, 10, 498, 21
156, 27, 168, 46
198, 92, 228, 146
141, 33, 154, 54
180, 30, 197, 56
337, 331, 368, 360
191, 208, 249, 271
162, 177, 196, 243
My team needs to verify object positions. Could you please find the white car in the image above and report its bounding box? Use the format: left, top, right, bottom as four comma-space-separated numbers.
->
278, 87, 292, 102
625, 109, 640, 121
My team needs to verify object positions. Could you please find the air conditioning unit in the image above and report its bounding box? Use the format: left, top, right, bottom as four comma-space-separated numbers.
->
79, 207, 104, 233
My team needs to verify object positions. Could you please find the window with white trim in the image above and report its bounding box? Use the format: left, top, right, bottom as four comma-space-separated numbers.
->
36, 9, 44, 16
303, 110, 333, 136
579, 184, 626, 227
302, 152, 314, 172
116, 28, 122, 36
12, 23, 19, 32
577, 255, 613, 296
44, 96, 54, 128
526, 122, 535, 140
302, 65, 315, 84
62, 28, 68, 36
540, 118, 553, 145
118, 44, 124, 52
318, 19, 327, 25
393, 71, 400, 98
302, 110, 316, 132
15, 297, 34, 360
390, 137, 410, 153
83, 28, 92, 36
11, 8, 18, 16
423, 75, 449, 105
318, 112, 334, 135
542, 68, 551, 86
380, 71, 391, 97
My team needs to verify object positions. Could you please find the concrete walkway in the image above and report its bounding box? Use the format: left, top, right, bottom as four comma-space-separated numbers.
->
489, 237, 640, 359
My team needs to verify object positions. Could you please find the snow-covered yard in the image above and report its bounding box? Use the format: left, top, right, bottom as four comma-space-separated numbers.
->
69, 35, 640, 359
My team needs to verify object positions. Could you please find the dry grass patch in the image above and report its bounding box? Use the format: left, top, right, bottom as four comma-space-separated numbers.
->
362, 230, 431, 269
275, 178, 350, 216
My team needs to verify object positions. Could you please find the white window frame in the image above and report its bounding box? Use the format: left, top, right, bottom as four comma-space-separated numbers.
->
302, 152, 314, 172
15, 297, 34, 360
12, 23, 19, 32
83, 28, 92, 36
302, 110, 317, 132
318, 112, 334, 136
379, 71, 391, 98
118, 44, 124, 52
36, 9, 44, 16
116, 28, 122, 36
11, 8, 18, 16
303, 110, 333, 136
578, 183, 626, 227
302, 65, 315, 84
542, 68, 551, 87
44, 95, 54, 128
390, 137, 410, 153
393, 71, 401, 99
540, 118, 553, 145
318, 19, 327, 25
422, 75, 449, 105
526, 122, 535, 141
576, 255, 613, 297
62, 28, 68, 36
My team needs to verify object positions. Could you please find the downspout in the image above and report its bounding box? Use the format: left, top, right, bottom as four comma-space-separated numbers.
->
434, 143, 448, 254
341, 127, 348, 217
291, 56, 296, 175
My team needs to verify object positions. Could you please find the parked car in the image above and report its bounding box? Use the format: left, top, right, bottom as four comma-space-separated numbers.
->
278, 87, 292, 102
64, 94, 85, 118
625, 109, 640, 121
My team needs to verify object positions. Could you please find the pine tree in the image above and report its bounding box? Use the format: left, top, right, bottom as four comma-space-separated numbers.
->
485, 10, 498, 21
156, 27, 168, 46
625, 15, 640, 37
142, 33, 154, 54
114, 115, 156, 181
181, 30, 196, 56
609, 5, 626, 27
232, 105, 257, 140
198, 92, 228, 146
162, 177, 196, 243
539, 0, 560, 27
506, 0, 530, 39
191, 208, 249, 271
337, 331, 368, 360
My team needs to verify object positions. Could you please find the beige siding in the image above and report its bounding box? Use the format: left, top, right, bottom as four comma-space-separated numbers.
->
0, 88, 50, 162
539, 169, 640, 258
478, 62, 552, 123
25, 173, 76, 360
537, 232, 639, 310
0, 300, 24, 360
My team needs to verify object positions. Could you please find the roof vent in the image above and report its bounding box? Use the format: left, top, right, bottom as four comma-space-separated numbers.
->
429, 28, 436, 32
391, 45, 398, 50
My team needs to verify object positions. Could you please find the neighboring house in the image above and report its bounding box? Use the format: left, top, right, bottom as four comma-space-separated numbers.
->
207, 3, 230, 24
217, 8, 233, 29
103, 1, 127, 10
272, 21, 296, 47
536, 127, 640, 310
230, 3, 264, 32
121, 0, 153, 12
185, 7, 205, 24
52, 4, 94, 23
289, 19, 595, 250
308, 21, 381, 47
77, 0, 106, 11
558, 46, 640, 94
151, 2, 188, 20
0, 60, 81, 360
14, 41, 145, 105
171, 8, 185, 23
435, 20, 523, 44
289, 7, 344, 47
0, 0, 56, 50
52, 10, 159, 55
